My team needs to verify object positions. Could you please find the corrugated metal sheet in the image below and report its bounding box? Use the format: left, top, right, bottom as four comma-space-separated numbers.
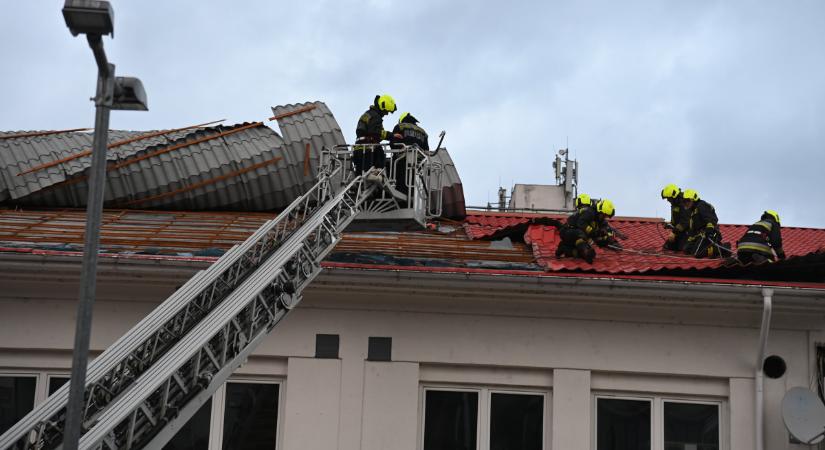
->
0, 128, 195, 200
1, 101, 467, 220
0, 102, 348, 211
429, 149, 466, 219
270, 101, 346, 192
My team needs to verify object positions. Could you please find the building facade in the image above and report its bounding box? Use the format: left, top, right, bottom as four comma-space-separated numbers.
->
1, 247, 824, 450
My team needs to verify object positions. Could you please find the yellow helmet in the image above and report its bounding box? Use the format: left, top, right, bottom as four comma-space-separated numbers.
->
575, 193, 591, 208
682, 189, 699, 202
399, 112, 418, 124
661, 183, 680, 199
596, 199, 615, 217
374, 94, 397, 113
763, 210, 780, 224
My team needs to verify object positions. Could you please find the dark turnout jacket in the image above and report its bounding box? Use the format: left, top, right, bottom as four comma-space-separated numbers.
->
563, 207, 614, 246
687, 200, 719, 235
669, 198, 690, 234
356, 106, 389, 142
391, 122, 429, 150
737, 216, 785, 260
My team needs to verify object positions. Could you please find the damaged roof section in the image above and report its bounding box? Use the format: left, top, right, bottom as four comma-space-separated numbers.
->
465, 211, 825, 282
0, 208, 822, 285
0, 102, 346, 211
0, 209, 537, 270
0, 101, 468, 218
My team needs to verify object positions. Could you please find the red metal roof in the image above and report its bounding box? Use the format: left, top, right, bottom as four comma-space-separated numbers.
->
465, 211, 825, 275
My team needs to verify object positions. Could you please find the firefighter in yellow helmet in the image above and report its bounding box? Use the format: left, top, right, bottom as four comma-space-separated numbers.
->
575, 193, 592, 213
353, 94, 399, 174
660, 183, 689, 251
389, 112, 429, 195
735, 210, 786, 264
681, 189, 728, 258
555, 199, 617, 264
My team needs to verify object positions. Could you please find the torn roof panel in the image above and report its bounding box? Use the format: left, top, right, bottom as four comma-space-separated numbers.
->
0, 109, 337, 211
470, 211, 825, 277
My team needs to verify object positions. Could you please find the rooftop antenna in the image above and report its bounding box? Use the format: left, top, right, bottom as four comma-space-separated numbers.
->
781, 387, 825, 444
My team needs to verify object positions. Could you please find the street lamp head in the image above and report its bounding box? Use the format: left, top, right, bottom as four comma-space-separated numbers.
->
62, 0, 114, 37
112, 77, 148, 111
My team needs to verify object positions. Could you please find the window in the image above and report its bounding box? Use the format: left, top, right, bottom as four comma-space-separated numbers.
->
0, 376, 37, 435
490, 393, 543, 450
423, 388, 546, 450
48, 376, 70, 396
596, 398, 651, 450
222, 382, 279, 450
663, 402, 719, 450
595, 396, 720, 450
163, 399, 212, 450
424, 390, 478, 450
160, 380, 281, 450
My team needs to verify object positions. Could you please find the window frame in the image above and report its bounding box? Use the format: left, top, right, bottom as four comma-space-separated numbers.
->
420, 385, 550, 450
659, 398, 723, 450
0, 372, 39, 435
44, 373, 70, 400
593, 394, 655, 450
592, 393, 726, 450
487, 388, 549, 450
208, 377, 284, 450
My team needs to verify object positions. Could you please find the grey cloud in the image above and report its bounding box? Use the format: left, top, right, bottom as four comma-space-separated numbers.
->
1, 0, 823, 227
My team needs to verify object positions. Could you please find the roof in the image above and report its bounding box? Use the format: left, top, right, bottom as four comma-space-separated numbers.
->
0, 208, 823, 287
0, 102, 346, 211
465, 211, 825, 281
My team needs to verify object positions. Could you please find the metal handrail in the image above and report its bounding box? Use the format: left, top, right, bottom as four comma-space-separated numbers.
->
323, 143, 444, 220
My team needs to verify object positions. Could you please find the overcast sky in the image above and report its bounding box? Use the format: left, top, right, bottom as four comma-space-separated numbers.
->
2, 1, 823, 227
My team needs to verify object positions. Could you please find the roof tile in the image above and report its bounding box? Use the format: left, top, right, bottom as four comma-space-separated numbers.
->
465, 212, 825, 275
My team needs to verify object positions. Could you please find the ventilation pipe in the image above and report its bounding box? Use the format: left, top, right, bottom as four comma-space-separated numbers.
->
756, 287, 773, 450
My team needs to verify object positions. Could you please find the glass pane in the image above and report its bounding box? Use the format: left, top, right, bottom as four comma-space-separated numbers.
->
163, 399, 212, 450
222, 383, 279, 450
490, 393, 543, 450
48, 377, 70, 396
597, 398, 651, 450
0, 376, 36, 436
664, 402, 719, 450
424, 390, 478, 450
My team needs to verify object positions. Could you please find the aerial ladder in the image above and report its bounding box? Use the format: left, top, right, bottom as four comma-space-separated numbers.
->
0, 144, 444, 450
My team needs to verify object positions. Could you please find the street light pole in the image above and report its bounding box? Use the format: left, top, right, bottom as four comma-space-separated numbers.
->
60, 2, 147, 448
62, 35, 115, 450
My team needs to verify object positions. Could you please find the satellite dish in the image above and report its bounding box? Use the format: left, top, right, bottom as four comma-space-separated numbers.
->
781, 387, 825, 444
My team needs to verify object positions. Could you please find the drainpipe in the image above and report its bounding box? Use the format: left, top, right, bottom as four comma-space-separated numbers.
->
756, 287, 773, 450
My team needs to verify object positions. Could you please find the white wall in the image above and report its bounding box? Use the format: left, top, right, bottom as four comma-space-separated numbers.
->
1, 258, 823, 450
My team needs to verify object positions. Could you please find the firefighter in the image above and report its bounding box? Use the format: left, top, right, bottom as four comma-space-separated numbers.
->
354, 94, 398, 174
391, 112, 429, 150
575, 193, 592, 212
736, 210, 786, 264
555, 199, 616, 263
681, 189, 726, 258
660, 183, 690, 251
389, 112, 429, 194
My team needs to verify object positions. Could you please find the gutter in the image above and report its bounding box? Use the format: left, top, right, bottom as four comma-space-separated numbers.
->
755, 287, 773, 450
